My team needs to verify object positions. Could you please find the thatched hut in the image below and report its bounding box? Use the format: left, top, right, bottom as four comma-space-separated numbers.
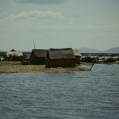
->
0, 51, 6, 57
22, 52, 31, 65
31, 49, 48, 65
6, 49, 23, 61
46, 48, 76, 68
73, 49, 81, 64
0, 51, 6, 61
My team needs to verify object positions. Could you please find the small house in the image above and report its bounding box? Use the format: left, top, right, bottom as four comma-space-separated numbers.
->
46, 48, 76, 68
31, 49, 48, 65
22, 52, 31, 65
73, 49, 81, 64
0, 51, 6, 61
6, 49, 23, 61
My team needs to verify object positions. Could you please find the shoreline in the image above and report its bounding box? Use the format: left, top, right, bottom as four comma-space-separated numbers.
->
0, 61, 81, 73
0, 61, 118, 73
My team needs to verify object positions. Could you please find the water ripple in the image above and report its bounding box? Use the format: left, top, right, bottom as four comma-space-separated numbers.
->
0, 64, 119, 119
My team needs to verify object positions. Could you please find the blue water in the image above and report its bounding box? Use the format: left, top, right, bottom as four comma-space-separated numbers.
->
0, 64, 119, 119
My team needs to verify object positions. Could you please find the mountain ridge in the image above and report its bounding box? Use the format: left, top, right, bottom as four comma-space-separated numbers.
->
80, 47, 119, 53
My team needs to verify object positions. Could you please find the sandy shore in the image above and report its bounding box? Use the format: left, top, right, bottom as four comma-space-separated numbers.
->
0, 61, 80, 73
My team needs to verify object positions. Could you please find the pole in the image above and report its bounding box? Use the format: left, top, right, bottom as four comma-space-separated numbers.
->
33, 40, 36, 49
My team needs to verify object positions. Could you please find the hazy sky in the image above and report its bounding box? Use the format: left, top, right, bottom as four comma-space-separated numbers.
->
0, 0, 119, 51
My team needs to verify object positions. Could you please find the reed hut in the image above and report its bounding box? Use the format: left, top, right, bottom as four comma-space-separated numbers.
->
0, 51, 6, 57
31, 49, 47, 65
22, 52, 31, 65
0, 51, 6, 61
73, 49, 81, 64
6, 49, 23, 61
46, 48, 75, 68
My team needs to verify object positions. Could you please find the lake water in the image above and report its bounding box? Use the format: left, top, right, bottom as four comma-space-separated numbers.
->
0, 64, 119, 119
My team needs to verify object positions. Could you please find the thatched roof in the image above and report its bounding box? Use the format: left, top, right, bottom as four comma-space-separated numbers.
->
73, 49, 81, 56
32, 49, 47, 58
48, 48, 75, 59
6, 51, 23, 57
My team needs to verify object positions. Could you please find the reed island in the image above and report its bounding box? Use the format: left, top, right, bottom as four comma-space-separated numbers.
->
0, 48, 118, 73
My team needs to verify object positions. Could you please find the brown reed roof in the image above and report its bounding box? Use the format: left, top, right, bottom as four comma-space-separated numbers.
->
48, 48, 75, 59
32, 49, 48, 58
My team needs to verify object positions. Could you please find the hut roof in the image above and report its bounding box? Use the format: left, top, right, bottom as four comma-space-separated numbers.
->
6, 50, 23, 57
48, 48, 75, 59
32, 49, 47, 58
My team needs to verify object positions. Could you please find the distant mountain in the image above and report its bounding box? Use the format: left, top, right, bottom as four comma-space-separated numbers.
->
80, 48, 101, 53
105, 47, 119, 53
80, 47, 119, 53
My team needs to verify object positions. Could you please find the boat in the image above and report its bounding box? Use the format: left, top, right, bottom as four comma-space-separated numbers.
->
79, 62, 94, 71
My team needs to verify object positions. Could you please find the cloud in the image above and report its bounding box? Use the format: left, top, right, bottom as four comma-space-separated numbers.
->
8, 10, 64, 21
16, 0, 67, 4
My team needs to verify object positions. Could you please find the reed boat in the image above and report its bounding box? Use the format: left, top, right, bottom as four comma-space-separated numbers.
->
78, 62, 94, 71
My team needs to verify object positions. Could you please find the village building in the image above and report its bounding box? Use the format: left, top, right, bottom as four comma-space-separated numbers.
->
31, 49, 48, 65
6, 49, 23, 61
46, 48, 76, 68
22, 52, 31, 65
73, 49, 81, 64
0, 51, 6, 61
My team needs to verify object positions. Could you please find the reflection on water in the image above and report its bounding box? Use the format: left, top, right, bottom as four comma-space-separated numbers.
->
0, 64, 119, 119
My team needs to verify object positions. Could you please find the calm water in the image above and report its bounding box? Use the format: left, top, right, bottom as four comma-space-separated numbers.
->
0, 64, 119, 119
